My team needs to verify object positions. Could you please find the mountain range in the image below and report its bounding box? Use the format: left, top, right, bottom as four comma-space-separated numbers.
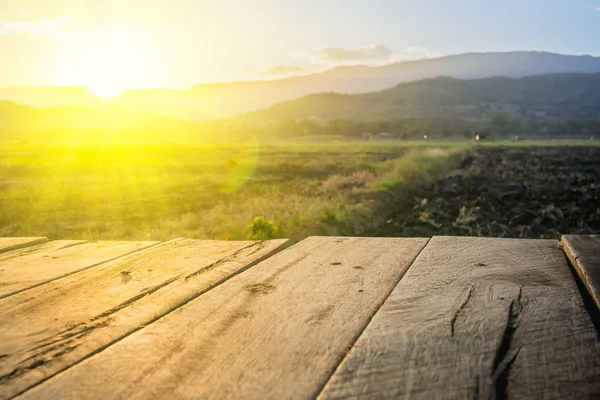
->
3, 71, 600, 142
239, 73, 600, 122
2, 51, 600, 121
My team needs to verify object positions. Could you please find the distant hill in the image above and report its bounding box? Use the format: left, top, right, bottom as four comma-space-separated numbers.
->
0, 101, 206, 143
238, 73, 600, 122
0, 101, 32, 126
0, 87, 101, 108
2, 51, 600, 120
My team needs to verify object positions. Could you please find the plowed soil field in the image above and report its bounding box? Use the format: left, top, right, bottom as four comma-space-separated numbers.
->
376, 146, 600, 239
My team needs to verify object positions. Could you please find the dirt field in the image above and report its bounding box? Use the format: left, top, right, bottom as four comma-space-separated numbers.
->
375, 146, 600, 239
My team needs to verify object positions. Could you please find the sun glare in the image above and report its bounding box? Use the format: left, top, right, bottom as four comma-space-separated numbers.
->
88, 81, 126, 99
88, 83, 125, 99
52, 26, 164, 99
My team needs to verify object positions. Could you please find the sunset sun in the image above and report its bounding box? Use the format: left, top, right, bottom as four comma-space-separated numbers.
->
52, 26, 164, 98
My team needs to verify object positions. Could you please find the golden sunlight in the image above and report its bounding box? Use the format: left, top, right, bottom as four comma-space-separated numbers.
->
52, 26, 165, 98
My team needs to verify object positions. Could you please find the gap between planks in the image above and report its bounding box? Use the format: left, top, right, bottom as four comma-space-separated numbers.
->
0, 238, 48, 254
562, 235, 600, 312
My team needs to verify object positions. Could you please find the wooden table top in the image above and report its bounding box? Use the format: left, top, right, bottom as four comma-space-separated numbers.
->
0, 235, 598, 400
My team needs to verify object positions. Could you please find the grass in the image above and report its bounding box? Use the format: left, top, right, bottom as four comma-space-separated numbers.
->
373, 147, 467, 191
0, 140, 467, 242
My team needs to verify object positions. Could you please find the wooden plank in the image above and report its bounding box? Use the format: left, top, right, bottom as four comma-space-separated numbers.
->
0, 237, 48, 254
0, 240, 85, 262
0, 240, 160, 299
15, 236, 428, 400
318, 236, 600, 400
0, 238, 288, 399
562, 235, 600, 311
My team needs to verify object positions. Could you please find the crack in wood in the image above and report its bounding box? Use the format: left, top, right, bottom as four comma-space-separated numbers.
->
0, 277, 179, 385
246, 241, 267, 256
493, 347, 521, 400
0, 320, 113, 385
472, 374, 480, 400
183, 242, 261, 282
28, 320, 112, 354
450, 284, 475, 338
93, 276, 180, 321
491, 286, 523, 400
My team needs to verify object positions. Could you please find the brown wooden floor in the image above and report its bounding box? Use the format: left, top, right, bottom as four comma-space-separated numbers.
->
0, 235, 599, 399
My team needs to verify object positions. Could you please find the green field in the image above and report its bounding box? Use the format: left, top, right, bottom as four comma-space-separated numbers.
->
0, 140, 469, 241
3, 139, 599, 242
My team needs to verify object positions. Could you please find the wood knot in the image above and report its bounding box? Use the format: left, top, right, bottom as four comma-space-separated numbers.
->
120, 271, 132, 284
244, 283, 276, 294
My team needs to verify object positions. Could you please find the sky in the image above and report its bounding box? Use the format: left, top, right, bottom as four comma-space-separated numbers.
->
1, 0, 600, 97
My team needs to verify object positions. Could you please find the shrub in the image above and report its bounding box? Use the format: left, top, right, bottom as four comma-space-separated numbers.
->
247, 216, 280, 240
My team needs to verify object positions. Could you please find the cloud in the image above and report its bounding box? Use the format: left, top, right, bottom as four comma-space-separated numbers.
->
285, 44, 442, 74
596, 6, 600, 11
311, 44, 392, 63
0, 21, 29, 35
262, 64, 310, 77
391, 46, 443, 62
0, 17, 71, 36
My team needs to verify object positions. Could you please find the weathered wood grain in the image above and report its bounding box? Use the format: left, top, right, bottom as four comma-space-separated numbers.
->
318, 236, 600, 400
0, 238, 48, 254
0, 240, 159, 299
562, 235, 600, 312
16, 236, 428, 400
0, 240, 85, 263
0, 238, 289, 399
